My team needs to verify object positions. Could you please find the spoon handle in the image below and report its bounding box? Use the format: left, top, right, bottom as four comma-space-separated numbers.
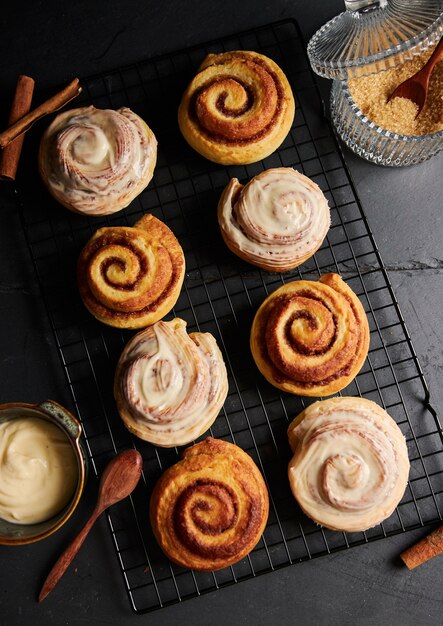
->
38, 504, 103, 602
422, 37, 443, 77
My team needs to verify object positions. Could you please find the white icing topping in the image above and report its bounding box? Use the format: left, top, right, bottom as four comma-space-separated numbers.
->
70, 126, 111, 167
117, 319, 228, 447
218, 168, 330, 271
287, 398, 410, 532
41, 106, 157, 215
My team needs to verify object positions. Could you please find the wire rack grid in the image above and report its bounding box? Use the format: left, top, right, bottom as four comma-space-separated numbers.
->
16, 19, 443, 614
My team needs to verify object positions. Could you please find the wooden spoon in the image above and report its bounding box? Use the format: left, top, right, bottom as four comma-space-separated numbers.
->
38, 448, 143, 602
387, 37, 443, 118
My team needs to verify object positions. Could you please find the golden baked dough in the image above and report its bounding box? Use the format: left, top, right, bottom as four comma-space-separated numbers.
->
178, 51, 295, 165
39, 106, 157, 216
250, 273, 369, 396
150, 437, 269, 571
218, 167, 330, 272
77, 214, 185, 329
287, 397, 410, 532
114, 318, 228, 447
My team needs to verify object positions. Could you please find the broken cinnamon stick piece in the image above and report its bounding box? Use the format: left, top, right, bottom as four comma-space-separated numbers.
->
0, 78, 81, 149
400, 524, 443, 570
0, 75, 35, 181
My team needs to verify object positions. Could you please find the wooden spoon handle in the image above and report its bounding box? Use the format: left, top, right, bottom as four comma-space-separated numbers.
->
422, 37, 443, 77
38, 505, 102, 602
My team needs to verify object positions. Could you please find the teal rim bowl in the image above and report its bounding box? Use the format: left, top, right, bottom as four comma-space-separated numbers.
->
0, 400, 87, 545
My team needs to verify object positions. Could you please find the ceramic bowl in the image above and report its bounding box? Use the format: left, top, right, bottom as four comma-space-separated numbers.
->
0, 400, 87, 545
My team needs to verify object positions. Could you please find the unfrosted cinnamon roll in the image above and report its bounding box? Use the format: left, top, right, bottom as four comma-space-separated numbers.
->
150, 437, 269, 570
287, 397, 410, 532
250, 273, 369, 396
39, 106, 157, 216
77, 214, 185, 329
178, 51, 295, 164
218, 168, 330, 272
114, 318, 228, 447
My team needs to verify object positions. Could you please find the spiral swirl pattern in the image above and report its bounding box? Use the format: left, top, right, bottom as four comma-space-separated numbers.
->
287, 397, 410, 532
114, 318, 228, 447
178, 51, 295, 164
250, 273, 369, 396
39, 106, 157, 215
77, 214, 185, 329
218, 168, 330, 271
150, 438, 269, 570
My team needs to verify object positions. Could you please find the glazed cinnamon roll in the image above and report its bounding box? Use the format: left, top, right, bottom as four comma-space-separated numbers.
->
77, 214, 185, 329
218, 168, 330, 272
150, 437, 269, 570
114, 318, 228, 447
250, 273, 369, 396
178, 51, 295, 164
39, 106, 157, 216
287, 397, 410, 532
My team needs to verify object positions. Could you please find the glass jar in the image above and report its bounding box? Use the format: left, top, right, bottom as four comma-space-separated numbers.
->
308, 0, 443, 166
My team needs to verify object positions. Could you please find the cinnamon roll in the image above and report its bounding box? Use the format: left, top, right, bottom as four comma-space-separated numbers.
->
178, 51, 295, 165
114, 318, 228, 447
150, 437, 269, 570
287, 397, 410, 532
39, 106, 157, 216
250, 273, 369, 396
77, 214, 185, 329
218, 168, 330, 272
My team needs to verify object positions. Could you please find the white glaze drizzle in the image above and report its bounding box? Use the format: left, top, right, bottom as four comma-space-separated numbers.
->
287, 398, 410, 532
219, 168, 330, 270
118, 319, 228, 445
43, 106, 156, 214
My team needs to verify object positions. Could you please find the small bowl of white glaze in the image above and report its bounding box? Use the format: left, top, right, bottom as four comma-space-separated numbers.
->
0, 400, 87, 545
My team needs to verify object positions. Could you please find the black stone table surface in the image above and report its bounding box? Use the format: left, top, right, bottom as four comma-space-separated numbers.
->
1, 1, 442, 624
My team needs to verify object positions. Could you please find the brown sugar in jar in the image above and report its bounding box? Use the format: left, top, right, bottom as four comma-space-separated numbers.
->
348, 48, 443, 136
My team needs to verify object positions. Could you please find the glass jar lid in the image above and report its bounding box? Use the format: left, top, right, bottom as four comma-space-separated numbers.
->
307, 0, 443, 80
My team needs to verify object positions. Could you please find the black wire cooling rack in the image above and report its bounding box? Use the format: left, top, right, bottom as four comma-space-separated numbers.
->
16, 19, 443, 614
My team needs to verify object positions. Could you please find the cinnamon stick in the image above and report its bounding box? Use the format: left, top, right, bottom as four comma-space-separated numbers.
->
0, 78, 82, 150
400, 524, 443, 570
0, 75, 35, 181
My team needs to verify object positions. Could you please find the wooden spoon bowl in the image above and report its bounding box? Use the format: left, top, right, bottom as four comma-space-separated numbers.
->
387, 37, 443, 118
38, 448, 143, 602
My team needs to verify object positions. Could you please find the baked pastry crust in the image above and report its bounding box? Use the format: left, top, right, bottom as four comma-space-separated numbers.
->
39, 106, 157, 216
287, 397, 410, 532
77, 214, 185, 328
114, 318, 228, 447
250, 273, 369, 396
178, 51, 295, 164
218, 167, 330, 272
150, 437, 269, 570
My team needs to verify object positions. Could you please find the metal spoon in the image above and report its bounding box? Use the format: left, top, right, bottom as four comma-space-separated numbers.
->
387, 37, 443, 118
38, 448, 143, 602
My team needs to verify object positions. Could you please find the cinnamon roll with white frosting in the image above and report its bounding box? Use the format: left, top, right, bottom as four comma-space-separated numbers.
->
39, 106, 157, 216
218, 168, 330, 272
114, 318, 228, 447
287, 397, 410, 532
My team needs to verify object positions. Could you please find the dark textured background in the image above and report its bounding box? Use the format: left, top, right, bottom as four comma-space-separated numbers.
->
1, 1, 443, 624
